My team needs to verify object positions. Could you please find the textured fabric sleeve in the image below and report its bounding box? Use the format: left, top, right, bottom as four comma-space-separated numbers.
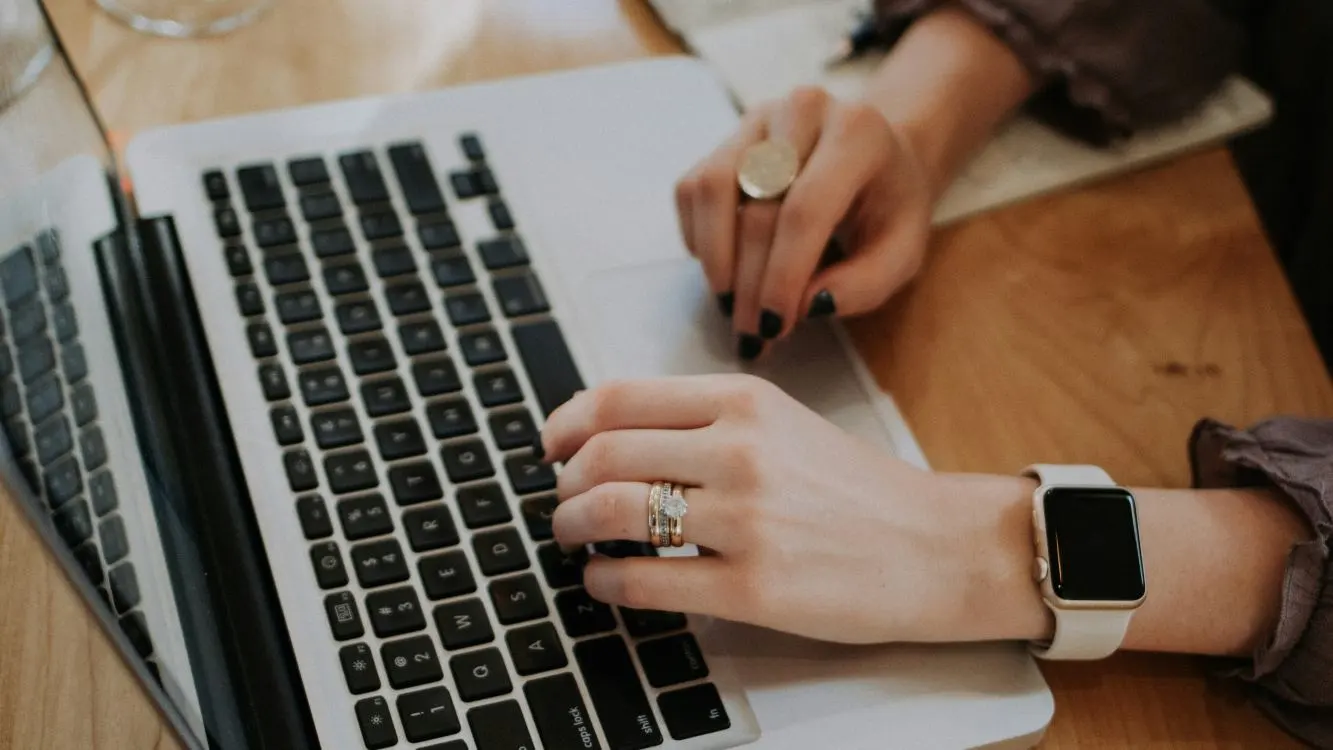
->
872, 0, 1247, 144
1189, 416, 1333, 748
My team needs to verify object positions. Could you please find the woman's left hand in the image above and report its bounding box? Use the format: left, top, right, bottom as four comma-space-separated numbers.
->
538, 374, 1038, 645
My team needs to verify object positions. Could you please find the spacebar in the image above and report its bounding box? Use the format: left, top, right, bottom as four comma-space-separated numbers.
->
511, 319, 585, 416
574, 636, 664, 750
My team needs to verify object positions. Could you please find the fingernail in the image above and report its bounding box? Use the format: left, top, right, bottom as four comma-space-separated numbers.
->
759, 309, 783, 339
807, 289, 836, 319
738, 334, 763, 361
532, 434, 546, 461
716, 292, 734, 318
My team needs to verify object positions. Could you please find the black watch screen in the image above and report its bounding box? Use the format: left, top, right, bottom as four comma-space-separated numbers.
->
1043, 487, 1145, 602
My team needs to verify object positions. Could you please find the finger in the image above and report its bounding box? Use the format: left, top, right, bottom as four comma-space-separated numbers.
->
674, 165, 700, 256
584, 555, 732, 616
692, 110, 769, 307
553, 483, 727, 550
731, 200, 779, 357
759, 103, 887, 337
803, 218, 928, 318
557, 428, 716, 499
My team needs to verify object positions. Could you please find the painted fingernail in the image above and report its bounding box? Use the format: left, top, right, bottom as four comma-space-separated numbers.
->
738, 334, 764, 360
532, 434, 546, 461
807, 289, 836, 319
759, 309, 783, 339
716, 292, 734, 318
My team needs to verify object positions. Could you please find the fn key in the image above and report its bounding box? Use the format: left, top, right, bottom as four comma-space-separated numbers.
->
658, 683, 731, 740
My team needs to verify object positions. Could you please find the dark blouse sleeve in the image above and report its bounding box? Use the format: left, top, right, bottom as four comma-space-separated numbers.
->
872, 0, 1247, 144
1189, 416, 1333, 748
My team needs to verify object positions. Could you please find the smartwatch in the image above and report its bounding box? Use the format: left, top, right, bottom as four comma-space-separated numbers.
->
1023, 464, 1146, 660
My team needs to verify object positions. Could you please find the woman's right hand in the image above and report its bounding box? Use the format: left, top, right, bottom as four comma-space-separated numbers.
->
674, 86, 936, 359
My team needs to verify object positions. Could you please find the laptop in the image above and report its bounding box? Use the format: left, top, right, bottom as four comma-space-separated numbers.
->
0, 8, 1053, 749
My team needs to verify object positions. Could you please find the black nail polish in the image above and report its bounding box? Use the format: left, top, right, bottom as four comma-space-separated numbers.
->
716, 292, 734, 318
759, 309, 783, 339
807, 289, 837, 319
532, 434, 545, 461
738, 334, 764, 361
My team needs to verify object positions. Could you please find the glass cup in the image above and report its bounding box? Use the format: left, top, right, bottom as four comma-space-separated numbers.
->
0, 0, 55, 112
95, 0, 275, 38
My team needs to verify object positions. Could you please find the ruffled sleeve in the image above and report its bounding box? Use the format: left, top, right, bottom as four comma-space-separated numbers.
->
1189, 416, 1333, 748
872, 0, 1247, 144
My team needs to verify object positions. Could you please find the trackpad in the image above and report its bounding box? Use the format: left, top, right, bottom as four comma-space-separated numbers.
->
577, 259, 896, 451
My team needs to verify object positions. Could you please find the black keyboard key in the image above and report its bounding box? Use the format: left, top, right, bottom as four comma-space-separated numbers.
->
299, 191, 342, 222
70, 382, 97, 426
326, 449, 378, 494
525, 673, 600, 750
637, 633, 709, 688
520, 496, 557, 541
109, 563, 141, 614
340, 151, 390, 205
507, 622, 568, 677
387, 142, 447, 216
223, 243, 252, 276
388, 461, 444, 506
336, 299, 382, 334
34, 416, 71, 466
120, 612, 153, 659
419, 220, 460, 250
488, 573, 546, 624
259, 363, 291, 401
386, 281, 431, 316
236, 164, 285, 211
431, 252, 475, 289
339, 642, 381, 695
400, 320, 446, 355
19, 338, 55, 384
0, 245, 37, 305
338, 493, 394, 540
61, 343, 87, 384
296, 495, 334, 539
44, 455, 81, 508
5, 418, 28, 458
203, 170, 229, 200
445, 292, 490, 327
252, 215, 296, 248
459, 329, 506, 366
404, 505, 459, 553
80, 426, 107, 471
89, 471, 117, 516
310, 541, 349, 589
354, 696, 398, 749
2, 380, 21, 418
441, 438, 495, 483
489, 408, 536, 450
326, 590, 365, 640
557, 589, 616, 638
398, 686, 460, 744
263, 253, 310, 286
75, 543, 103, 585
54, 498, 93, 546
310, 407, 362, 449
0, 348, 12, 380
288, 157, 329, 186
275, 289, 321, 324
367, 585, 427, 637
494, 273, 550, 319
382, 634, 443, 689
351, 538, 409, 588
451, 648, 511, 702
459, 134, 485, 161
44, 266, 69, 302
311, 226, 356, 258
288, 327, 336, 365
458, 483, 512, 529
35, 230, 60, 265
469, 701, 534, 750
298, 366, 350, 406
594, 541, 656, 558
512, 319, 585, 416
425, 397, 476, 439
355, 380, 406, 421
235, 283, 265, 316
413, 357, 461, 397
475, 167, 499, 195
360, 210, 403, 241
284, 449, 319, 491
478, 236, 528, 270
506, 453, 556, 495
576, 636, 663, 750
419, 550, 475, 601
247, 322, 278, 358
99, 515, 129, 564
538, 543, 585, 590
214, 207, 241, 238
26, 375, 62, 424
11, 302, 45, 342
621, 608, 687, 639
488, 199, 515, 231
658, 684, 730, 741
373, 244, 416, 278
474, 368, 522, 407
324, 262, 369, 296
348, 336, 397, 375
374, 418, 426, 461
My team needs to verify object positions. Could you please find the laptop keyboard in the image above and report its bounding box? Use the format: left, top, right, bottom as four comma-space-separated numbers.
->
205, 134, 732, 748
0, 230, 158, 673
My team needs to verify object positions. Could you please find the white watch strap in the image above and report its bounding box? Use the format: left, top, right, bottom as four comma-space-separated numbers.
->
1031, 608, 1134, 660
1022, 463, 1114, 487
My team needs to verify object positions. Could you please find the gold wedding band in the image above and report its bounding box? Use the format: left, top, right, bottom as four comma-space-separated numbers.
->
648, 481, 689, 549
738, 139, 800, 201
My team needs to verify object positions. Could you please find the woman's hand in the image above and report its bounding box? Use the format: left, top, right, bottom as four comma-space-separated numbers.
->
674, 87, 934, 360
538, 374, 1047, 645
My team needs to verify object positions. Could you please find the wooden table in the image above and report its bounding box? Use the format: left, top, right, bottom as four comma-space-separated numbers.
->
3, 0, 1330, 748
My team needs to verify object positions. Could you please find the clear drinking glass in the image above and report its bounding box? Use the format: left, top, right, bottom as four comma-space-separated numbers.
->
0, 0, 55, 112
95, 0, 275, 38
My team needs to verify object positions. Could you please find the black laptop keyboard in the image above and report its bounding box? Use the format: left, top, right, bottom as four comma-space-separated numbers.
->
0, 230, 158, 672
205, 134, 732, 748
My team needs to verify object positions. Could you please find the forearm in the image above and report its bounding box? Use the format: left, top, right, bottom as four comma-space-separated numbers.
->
860, 5, 1035, 201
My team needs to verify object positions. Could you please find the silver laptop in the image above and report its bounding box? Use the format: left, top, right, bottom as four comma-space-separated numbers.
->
0, 8, 1052, 749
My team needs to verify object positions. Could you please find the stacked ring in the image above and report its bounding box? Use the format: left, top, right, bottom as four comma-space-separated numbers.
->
648, 481, 689, 549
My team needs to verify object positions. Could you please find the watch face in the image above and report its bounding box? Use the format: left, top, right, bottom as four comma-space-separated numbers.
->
1043, 487, 1145, 602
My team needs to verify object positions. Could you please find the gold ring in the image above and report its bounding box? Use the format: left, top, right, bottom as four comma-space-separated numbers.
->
648, 481, 672, 548
662, 484, 688, 548
738, 139, 800, 201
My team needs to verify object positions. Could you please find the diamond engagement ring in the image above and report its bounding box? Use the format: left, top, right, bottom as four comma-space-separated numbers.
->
648, 481, 688, 548
661, 484, 688, 548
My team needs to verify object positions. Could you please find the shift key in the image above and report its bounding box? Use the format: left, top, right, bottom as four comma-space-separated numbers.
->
524, 673, 602, 750
574, 636, 663, 749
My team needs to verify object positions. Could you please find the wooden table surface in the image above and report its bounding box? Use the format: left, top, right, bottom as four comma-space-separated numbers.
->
3, 0, 1330, 748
